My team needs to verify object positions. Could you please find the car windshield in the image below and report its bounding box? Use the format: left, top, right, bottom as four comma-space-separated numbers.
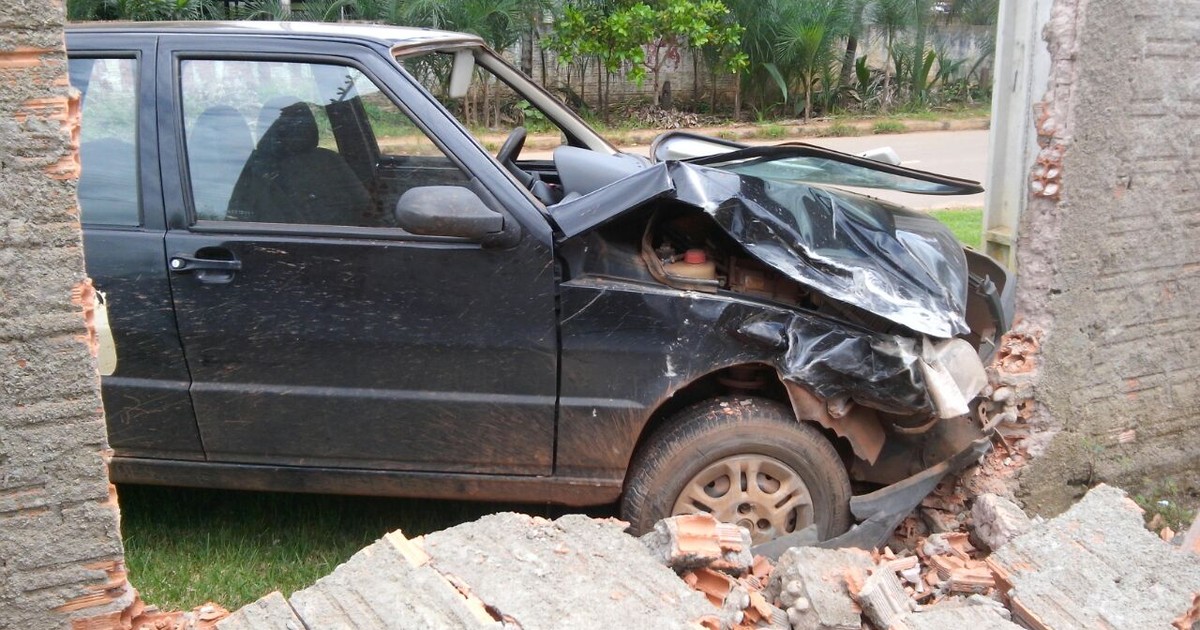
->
396, 49, 572, 157
653, 134, 983, 196
712, 154, 972, 194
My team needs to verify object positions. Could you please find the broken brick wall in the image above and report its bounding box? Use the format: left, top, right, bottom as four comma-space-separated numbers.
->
1014, 0, 1200, 515
0, 1, 134, 627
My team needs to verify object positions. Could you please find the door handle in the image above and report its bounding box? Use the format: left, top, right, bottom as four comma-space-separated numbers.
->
169, 251, 241, 284
169, 254, 242, 272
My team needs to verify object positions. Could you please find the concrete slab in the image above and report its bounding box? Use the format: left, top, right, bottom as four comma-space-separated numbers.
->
216, 591, 304, 630
905, 604, 1023, 630
765, 547, 874, 630
970, 494, 1033, 552
989, 484, 1200, 630
287, 532, 497, 630
421, 513, 712, 630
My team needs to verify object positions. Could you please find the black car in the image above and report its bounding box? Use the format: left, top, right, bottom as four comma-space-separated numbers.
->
66, 21, 1012, 546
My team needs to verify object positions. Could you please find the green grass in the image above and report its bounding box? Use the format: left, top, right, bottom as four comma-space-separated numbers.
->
753, 123, 790, 139
884, 103, 992, 121
1132, 481, 1198, 534
120, 485, 593, 612
872, 120, 908, 134
816, 122, 861, 138
929, 207, 983, 249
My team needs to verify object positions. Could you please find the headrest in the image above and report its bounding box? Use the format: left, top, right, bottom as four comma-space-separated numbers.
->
258, 101, 319, 157
190, 105, 252, 157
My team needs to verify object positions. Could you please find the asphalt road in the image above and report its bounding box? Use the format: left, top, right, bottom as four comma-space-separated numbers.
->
606, 129, 990, 210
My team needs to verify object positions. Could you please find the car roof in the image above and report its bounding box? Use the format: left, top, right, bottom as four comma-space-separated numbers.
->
65, 21, 484, 53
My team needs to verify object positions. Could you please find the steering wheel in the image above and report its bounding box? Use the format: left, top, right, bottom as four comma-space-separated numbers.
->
496, 126, 527, 167
496, 126, 537, 188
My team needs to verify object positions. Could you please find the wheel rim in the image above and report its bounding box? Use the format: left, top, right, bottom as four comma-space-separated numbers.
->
671, 454, 815, 544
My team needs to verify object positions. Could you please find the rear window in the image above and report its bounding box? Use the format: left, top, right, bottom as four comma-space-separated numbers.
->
68, 57, 140, 227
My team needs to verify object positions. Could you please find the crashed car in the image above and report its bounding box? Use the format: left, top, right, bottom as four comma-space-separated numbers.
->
67, 22, 1012, 546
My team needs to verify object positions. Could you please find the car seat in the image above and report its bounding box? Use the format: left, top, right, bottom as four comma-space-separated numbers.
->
228, 99, 372, 225
188, 105, 254, 220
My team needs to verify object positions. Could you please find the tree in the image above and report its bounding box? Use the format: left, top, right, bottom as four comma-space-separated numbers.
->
637, 0, 745, 108
774, 0, 849, 120
550, 0, 744, 113
869, 0, 915, 109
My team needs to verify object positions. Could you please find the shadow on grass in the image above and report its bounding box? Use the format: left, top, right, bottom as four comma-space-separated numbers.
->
118, 484, 616, 612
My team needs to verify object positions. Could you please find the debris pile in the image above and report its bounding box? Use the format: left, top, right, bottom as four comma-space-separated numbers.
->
213, 485, 1198, 630
648, 486, 1199, 630
612, 104, 723, 129
641, 513, 786, 629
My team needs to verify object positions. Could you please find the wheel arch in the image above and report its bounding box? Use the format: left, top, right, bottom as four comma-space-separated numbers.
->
622, 363, 866, 489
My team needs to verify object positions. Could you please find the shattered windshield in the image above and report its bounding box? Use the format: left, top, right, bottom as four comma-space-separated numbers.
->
713, 153, 970, 194
653, 134, 983, 196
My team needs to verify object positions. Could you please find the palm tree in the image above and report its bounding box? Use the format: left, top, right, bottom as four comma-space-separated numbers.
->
774, 0, 849, 121
837, 0, 870, 94
869, 0, 914, 109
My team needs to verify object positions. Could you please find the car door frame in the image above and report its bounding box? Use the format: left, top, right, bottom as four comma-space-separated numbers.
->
66, 33, 212, 462
154, 34, 564, 476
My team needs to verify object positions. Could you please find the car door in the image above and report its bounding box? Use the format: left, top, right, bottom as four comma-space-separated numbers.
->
67, 34, 206, 462
156, 37, 558, 475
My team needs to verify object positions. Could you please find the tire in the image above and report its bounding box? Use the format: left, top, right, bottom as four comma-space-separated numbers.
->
621, 396, 852, 544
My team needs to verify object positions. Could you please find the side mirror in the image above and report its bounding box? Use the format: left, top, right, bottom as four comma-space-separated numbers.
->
395, 186, 504, 240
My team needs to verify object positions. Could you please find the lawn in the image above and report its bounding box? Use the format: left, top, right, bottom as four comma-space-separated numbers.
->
121, 207, 987, 613
119, 484, 588, 611
930, 207, 984, 249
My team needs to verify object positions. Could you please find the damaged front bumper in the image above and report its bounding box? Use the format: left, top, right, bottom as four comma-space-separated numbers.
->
754, 435, 993, 557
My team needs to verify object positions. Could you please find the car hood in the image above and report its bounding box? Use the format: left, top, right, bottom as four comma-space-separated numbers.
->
551, 146, 980, 338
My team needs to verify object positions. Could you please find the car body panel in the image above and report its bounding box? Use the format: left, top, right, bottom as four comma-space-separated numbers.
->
551, 160, 972, 338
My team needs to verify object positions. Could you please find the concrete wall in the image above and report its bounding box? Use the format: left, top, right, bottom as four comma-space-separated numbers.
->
1013, 0, 1200, 515
0, 1, 133, 627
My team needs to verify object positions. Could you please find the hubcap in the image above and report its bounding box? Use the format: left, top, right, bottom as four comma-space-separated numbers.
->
671, 454, 814, 544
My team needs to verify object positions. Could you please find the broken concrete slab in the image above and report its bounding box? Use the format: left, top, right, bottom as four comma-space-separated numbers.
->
765, 547, 874, 630
904, 603, 1022, 630
852, 567, 914, 629
989, 484, 1200, 630
642, 513, 754, 574
216, 592, 302, 630
970, 493, 1032, 552
288, 531, 498, 629
421, 513, 713, 629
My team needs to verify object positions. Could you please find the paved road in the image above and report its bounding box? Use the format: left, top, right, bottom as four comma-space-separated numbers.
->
609, 129, 990, 210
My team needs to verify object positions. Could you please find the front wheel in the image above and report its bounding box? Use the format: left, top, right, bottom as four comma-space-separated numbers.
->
621, 397, 852, 544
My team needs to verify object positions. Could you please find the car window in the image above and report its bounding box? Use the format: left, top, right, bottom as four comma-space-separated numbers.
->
69, 57, 140, 227
179, 59, 468, 228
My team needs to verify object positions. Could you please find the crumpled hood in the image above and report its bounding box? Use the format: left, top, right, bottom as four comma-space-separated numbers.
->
551, 160, 972, 338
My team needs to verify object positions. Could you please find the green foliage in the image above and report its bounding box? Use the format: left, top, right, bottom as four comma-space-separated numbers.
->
753, 122, 789, 139
772, 0, 848, 120
69, 0, 222, 20
549, 0, 744, 109
1132, 481, 1198, 534
872, 119, 906, 134
816, 121, 859, 137
763, 62, 789, 104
